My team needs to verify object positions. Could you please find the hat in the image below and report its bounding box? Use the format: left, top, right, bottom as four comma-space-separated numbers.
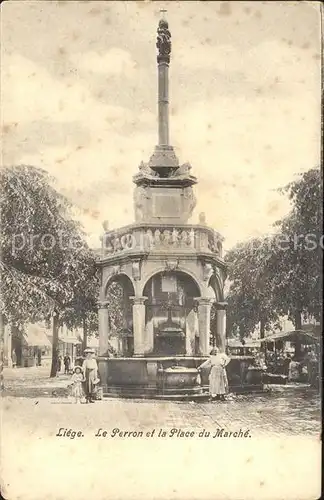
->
74, 365, 83, 373
84, 348, 95, 354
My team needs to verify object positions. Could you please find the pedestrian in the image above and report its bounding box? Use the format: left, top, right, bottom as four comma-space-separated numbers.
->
198, 347, 230, 401
57, 354, 62, 373
82, 349, 99, 403
63, 354, 71, 374
288, 357, 300, 382
37, 349, 42, 367
70, 366, 85, 404
283, 354, 291, 377
12, 350, 17, 368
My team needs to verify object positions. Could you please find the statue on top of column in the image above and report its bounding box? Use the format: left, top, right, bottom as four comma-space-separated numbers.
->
157, 19, 171, 64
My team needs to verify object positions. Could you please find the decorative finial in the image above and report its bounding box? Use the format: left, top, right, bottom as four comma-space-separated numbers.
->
157, 12, 171, 64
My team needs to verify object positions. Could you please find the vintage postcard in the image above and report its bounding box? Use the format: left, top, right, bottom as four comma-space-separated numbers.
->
0, 1, 322, 499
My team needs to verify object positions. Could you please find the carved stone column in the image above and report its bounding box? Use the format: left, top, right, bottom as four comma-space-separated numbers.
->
130, 296, 147, 356
216, 302, 227, 352
185, 308, 197, 356
98, 301, 110, 356
196, 298, 212, 355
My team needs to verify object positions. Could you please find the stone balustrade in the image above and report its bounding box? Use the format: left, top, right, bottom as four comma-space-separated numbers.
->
100, 224, 223, 258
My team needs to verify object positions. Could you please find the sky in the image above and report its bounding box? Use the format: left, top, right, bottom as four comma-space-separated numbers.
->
1, 1, 321, 251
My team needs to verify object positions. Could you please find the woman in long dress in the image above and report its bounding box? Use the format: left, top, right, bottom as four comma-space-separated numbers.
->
198, 347, 230, 401
82, 349, 99, 403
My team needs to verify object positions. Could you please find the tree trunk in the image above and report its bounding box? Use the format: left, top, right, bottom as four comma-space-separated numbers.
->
260, 318, 266, 339
293, 310, 302, 358
50, 314, 59, 378
260, 318, 266, 353
294, 311, 302, 330
239, 324, 245, 342
82, 317, 87, 352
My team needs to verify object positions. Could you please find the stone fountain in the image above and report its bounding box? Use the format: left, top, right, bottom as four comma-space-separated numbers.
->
96, 15, 228, 399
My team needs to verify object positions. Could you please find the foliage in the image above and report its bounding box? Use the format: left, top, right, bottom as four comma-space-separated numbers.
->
0, 165, 99, 375
269, 167, 322, 327
224, 167, 322, 338
225, 237, 278, 338
107, 281, 130, 332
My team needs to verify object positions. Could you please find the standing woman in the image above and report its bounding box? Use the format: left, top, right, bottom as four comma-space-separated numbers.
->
82, 349, 98, 403
198, 347, 230, 401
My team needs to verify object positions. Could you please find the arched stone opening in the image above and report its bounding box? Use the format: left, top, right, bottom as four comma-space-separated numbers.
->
207, 274, 223, 302
143, 271, 201, 356
208, 274, 226, 351
104, 274, 135, 356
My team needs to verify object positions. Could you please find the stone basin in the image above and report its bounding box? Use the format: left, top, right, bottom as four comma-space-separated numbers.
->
158, 365, 200, 391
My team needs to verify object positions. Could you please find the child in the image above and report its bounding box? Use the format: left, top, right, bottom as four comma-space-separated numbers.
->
70, 366, 85, 404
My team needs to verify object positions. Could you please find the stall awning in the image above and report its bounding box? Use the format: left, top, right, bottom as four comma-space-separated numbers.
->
227, 339, 261, 348
260, 330, 319, 344
23, 324, 52, 347
59, 335, 82, 345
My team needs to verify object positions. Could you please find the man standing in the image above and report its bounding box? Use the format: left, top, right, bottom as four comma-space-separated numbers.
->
63, 354, 71, 374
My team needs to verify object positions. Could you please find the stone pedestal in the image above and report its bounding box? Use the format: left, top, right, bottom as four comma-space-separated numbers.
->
98, 301, 110, 355
216, 302, 227, 352
196, 298, 212, 355
131, 297, 147, 356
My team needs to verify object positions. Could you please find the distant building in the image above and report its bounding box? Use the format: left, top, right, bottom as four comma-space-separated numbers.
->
3, 322, 99, 368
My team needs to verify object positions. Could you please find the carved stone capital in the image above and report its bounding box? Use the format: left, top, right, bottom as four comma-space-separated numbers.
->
194, 297, 213, 307
215, 301, 228, 310
98, 301, 109, 309
130, 296, 148, 306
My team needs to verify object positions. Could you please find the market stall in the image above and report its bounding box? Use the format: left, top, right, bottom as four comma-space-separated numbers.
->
260, 330, 320, 385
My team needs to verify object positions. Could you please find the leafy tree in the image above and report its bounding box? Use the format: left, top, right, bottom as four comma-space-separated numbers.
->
225, 237, 279, 339
268, 167, 322, 329
224, 167, 321, 344
0, 165, 99, 376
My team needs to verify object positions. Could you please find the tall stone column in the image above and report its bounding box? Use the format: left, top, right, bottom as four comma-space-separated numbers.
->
158, 61, 169, 145
131, 296, 147, 356
156, 18, 171, 146
216, 302, 227, 352
196, 298, 212, 355
98, 301, 110, 356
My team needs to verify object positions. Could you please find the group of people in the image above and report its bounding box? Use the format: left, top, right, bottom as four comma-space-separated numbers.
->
56, 354, 72, 374
265, 346, 319, 385
69, 348, 100, 403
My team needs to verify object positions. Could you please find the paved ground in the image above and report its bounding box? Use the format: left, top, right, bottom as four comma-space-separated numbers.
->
2, 366, 321, 437
1, 367, 321, 500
